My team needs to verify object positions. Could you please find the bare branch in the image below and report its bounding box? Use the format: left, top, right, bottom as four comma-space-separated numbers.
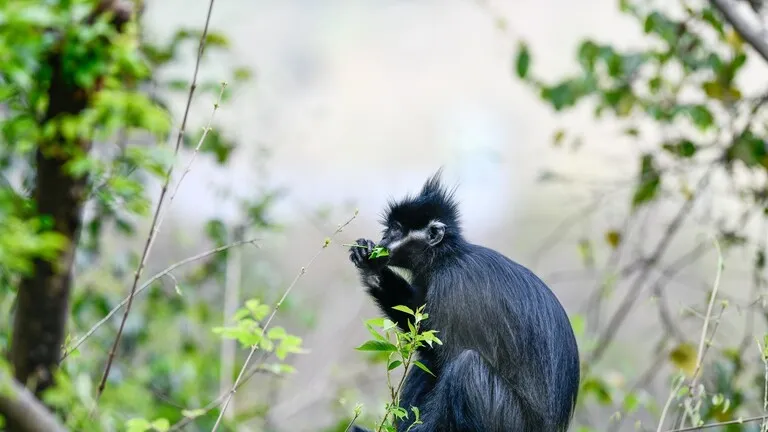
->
584, 166, 714, 369
710, 0, 768, 63
0, 375, 67, 432
95, 0, 221, 402
209, 211, 359, 431
60, 238, 258, 361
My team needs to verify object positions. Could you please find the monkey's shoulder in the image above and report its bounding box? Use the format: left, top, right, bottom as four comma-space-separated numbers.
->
435, 244, 548, 288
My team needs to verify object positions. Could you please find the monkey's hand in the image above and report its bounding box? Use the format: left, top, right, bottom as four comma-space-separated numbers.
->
349, 238, 389, 274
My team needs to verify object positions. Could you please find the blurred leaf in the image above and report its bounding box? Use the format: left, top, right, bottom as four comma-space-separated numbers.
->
669, 343, 697, 376
604, 230, 622, 249
662, 139, 697, 158
515, 42, 531, 79
570, 314, 586, 338
356, 340, 397, 352
577, 238, 594, 266
581, 376, 613, 405
725, 131, 768, 169
631, 154, 660, 209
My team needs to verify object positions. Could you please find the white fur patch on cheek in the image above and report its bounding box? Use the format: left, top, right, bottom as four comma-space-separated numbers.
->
387, 238, 404, 252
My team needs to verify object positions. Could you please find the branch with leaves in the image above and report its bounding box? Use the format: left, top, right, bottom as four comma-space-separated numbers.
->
354, 305, 442, 432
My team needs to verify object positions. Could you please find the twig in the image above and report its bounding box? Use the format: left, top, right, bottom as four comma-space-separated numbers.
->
219, 224, 245, 421
584, 166, 713, 369
209, 211, 359, 431
60, 238, 258, 361
664, 414, 768, 431
657, 238, 724, 431
168, 362, 287, 431
690, 239, 724, 386
657, 373, 687, 432
344, 408, 363, 432
94, 0, 221, 403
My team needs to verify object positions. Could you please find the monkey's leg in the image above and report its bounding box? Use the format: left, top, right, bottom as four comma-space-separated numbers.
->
408, 350, 536, 432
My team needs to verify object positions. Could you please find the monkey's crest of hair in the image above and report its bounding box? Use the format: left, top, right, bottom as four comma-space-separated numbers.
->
382, 170, 462, 237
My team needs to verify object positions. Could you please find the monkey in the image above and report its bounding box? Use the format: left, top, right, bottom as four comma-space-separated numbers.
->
347, 171, 580, 432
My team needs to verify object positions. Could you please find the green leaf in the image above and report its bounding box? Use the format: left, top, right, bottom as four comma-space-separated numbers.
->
388, 360, 402, 371
623, 392, 640, 414
581, 376, 613, 405
267, 326, 287, 340
369, 246, 390, 259
682, 105, 715, 131
392, 305, 415, 316
669, 343, 697, 376
631, 154, 661, 209
604, 230, 622, 248
515, 42, 531, 79
180, 409, 206, 419
570, 314, 586, 338
151, 418, 170, 432
413, 360, 436, 377
662, 139, 697, 158
355, 340, 398, 352
725, 131, 768, 168
125, 418, 152, 432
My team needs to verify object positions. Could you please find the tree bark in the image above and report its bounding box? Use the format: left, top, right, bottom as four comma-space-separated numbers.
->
6, 0, 134, 414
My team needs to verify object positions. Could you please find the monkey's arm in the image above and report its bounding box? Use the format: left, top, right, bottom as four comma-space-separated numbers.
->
363, 267, 422, 331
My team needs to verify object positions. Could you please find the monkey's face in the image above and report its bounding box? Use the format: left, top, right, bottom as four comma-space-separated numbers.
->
378, 220, 446, 269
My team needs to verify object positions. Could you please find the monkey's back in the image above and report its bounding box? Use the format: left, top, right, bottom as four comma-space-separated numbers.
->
426, 243, 580, 428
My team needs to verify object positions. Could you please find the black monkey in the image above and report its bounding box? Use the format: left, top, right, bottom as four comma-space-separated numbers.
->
348, 171, 580, 432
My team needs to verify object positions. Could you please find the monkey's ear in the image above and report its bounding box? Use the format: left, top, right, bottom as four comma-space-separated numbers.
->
427, 221, 446, 246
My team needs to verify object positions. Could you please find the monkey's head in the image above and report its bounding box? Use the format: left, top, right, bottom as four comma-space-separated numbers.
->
377, 170, 463, 270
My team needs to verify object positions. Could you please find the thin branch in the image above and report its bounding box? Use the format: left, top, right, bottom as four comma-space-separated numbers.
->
658, 373, 688, 432
168, 362, 289, 431
60, 238, 258, 361
219, 224, 245, 421
209, 211, 359, 431
710, 0, 768, 64
691, 239, 724, 386
94, 0, 221, 402
676, 239, 725, 429
664, 414, 768, 431
0, 375, 68, 432
584, 166, 714, 369
651, 242, 711, 342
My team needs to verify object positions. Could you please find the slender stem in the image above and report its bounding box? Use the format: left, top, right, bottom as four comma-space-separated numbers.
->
209, 212, 358, 431
61, 239, 257, 361
93, 0, 220, 405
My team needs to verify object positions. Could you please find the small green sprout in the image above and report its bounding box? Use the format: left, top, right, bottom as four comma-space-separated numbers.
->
369, 246, 390, 259
342, 243, 391, 259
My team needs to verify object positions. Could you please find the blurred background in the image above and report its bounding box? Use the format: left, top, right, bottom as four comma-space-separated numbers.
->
3, 0, 768, 430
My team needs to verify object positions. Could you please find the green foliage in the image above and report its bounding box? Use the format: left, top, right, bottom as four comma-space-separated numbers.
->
213, 298, 306, 361
513, 0, 768, 430
0, 1, 314, 431
354, 305, 441, 432
369, 246, 390, 259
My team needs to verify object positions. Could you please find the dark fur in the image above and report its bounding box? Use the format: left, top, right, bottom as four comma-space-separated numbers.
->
348, 171, 580, 432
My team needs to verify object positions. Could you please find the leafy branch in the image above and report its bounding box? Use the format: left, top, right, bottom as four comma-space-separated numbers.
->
356, 305, 442, 432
